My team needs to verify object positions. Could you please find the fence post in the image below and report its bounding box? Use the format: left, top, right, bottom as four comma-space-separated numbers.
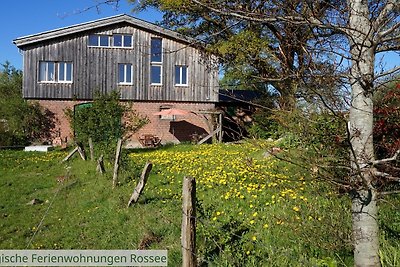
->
127, 162, 153, 207
88, 138, 94, 161
182, 176, 197, 267
112, 138, 123, 188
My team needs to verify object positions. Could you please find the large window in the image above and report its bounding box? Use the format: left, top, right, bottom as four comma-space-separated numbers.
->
39, 61, 72, 83
175, 65, 188, 86
89, 34, 110, 47
118, 64, 133, 85
113, 34, 133, 47
150, 37, 163, 85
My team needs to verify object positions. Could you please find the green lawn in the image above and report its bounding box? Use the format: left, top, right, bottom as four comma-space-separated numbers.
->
1, 141, 399, 266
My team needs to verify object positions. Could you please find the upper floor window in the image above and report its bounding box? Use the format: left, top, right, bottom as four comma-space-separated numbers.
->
118, 63, 133, 85
58, 62, 73, 82
89, 34, 110, 47
150, 37, 163, 85
113, 35, 133, 48
39, 61, 73, 83
175, 65, 188, 86
151, 38, 162, 63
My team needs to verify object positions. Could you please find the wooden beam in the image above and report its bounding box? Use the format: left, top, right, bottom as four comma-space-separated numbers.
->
127, 162, 153, 207
112, 138, 123, 188
181, 176, 197, 267
61, 147, 78, 162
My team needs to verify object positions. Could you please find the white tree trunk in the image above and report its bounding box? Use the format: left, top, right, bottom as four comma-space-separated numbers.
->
348, 1, 380, 266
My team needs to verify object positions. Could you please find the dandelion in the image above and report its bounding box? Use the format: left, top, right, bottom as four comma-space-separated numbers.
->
252, 236, 257, 241
263, 223, 269, 229
292, 206, 300, 212
249, 220, 255, 224
252, 212, 258, 217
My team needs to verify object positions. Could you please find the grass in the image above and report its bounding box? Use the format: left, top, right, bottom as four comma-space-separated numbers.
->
1, 141, 399, 266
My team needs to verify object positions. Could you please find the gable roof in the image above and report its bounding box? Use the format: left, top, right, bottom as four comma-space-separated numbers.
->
13, 14, 194, 48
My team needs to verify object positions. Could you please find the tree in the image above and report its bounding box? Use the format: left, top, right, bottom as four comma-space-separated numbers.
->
0, 62, 54, 146
126, 0, 399, 265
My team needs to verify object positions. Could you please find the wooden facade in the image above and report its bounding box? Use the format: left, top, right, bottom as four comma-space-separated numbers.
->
13, 14, 219, 103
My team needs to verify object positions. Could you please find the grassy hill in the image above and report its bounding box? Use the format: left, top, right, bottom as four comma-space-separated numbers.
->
1, 141, 399, 266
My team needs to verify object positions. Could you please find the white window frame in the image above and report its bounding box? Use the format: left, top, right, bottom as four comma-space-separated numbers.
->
113, 34, 133, 48
38, 61, 56, 83
150, 37, 163, 85
150, 64, 163, 85
38, 61, 73, 83
88, 34, 110, 47
175, 65, 188, 86
58, 62, 73, 83
118, 63, 133, 85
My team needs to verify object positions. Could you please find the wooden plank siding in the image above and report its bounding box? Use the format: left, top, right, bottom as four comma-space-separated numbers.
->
19, 21, 218, 103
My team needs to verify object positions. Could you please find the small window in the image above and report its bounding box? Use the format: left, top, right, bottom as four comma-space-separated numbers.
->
58, 62, 73, 83
175, 65, 188, 86
39, 61, 55, 82
113, 34, 133, 47
118, 64, 133, 85
151, 65, 162, 85
151, 38, 162, 62
88, 34, 110, 47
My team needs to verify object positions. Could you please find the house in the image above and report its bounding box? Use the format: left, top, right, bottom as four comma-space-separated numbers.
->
13, 14, 219, 147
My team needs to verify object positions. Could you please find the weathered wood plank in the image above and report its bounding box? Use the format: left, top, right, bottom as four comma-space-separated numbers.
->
127, 162, 153, 207
112, 138, 123, 188
181, 176, 197, 267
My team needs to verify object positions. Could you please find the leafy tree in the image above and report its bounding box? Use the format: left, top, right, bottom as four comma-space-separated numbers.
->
126, 0, 400, 265
66, 91, 148, 160
0, 62, 53, 146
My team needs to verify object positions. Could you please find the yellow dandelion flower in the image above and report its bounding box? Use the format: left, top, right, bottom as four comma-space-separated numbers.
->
292, 206, 300, 212
250, 220, 255, 224
263, 223, 269, 228
252, 236, 257, 241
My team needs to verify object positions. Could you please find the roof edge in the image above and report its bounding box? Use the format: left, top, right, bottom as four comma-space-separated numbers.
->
13, 14, 194, 47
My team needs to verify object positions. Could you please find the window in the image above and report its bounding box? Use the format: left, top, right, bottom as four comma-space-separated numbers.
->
58, 62, 73, 82
113, 34, 133, 47
39, 61, 55, 82
175, 65, 188, 86
39, 61, 73, 83
151, 65, 162, 85
151, 38, 163, 85
88, 34, 110, 47
118, 64, 133, 84
151, 38, 162, 62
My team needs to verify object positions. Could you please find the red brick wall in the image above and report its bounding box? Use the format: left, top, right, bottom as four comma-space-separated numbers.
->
32, 100, 215, 147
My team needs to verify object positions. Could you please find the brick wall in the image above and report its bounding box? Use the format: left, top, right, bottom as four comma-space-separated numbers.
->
32, 100, 215, 147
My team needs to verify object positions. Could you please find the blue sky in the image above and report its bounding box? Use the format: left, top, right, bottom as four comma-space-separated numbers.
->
1, 1, 398, 75
1, 0, 162, 70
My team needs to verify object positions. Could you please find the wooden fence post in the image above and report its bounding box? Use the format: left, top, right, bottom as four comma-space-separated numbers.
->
112, 138, 123, 188
182, 176, 197, 267
96, 154, 105, 174
76, 143, 86, 160
61, 147, 79, 162
89, 138, 94, 161
127, 162, 153, 207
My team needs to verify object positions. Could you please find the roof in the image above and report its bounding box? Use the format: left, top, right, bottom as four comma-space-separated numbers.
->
13, 14, 194, 48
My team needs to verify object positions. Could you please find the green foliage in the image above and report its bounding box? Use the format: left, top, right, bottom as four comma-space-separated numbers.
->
0, 62, 54, 146
66, 91, 148, 163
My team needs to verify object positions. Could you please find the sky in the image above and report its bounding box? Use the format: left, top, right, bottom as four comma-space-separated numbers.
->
1, 1, 398, 76
1, 0, 163, 70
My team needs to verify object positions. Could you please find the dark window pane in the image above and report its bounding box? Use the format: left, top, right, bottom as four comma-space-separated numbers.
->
59, 63, 65, 81
118, 64, 125, 83
182, 66, 187, 84
151, 65, 162, 84
151, 38, 162, 62
124, 35, 132, 47
66, 63, 72, 81
39, 62, 46, 81
100, 35, 109, 47
175, 66, 180, 84
114, 35, 122, 47
89, 35, 98, 46
47, 62, 55, 81
126, 65, 132, 83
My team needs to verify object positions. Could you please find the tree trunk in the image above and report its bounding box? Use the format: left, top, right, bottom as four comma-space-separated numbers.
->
348, 1, 380, 266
